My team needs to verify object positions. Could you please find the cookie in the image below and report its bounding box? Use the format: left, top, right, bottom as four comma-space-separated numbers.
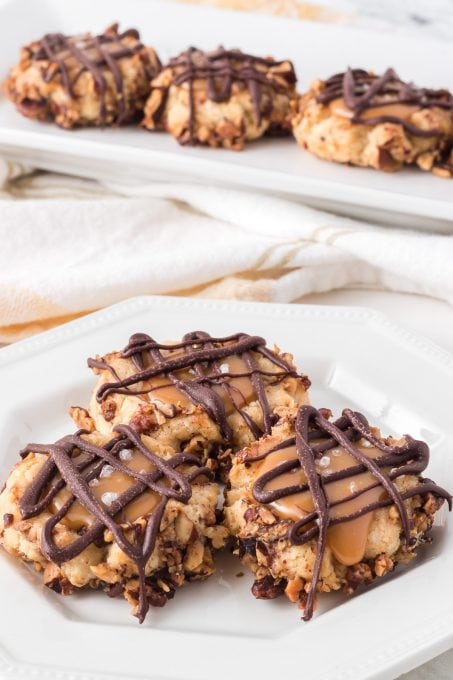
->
142, 47, 297, 149
0, 426, 227, 622
70, 331, 310, 466
3, 23, 161, 128
292, 68, 453, 173
225, 405, 451, 620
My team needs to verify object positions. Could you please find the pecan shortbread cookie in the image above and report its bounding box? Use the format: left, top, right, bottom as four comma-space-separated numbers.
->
0, 427, 228, 622
70, 331, 310, 468
3, 23, 161, 128
142, 47, 297, 149
292, 68, 453, 173
225, 405, 451, 620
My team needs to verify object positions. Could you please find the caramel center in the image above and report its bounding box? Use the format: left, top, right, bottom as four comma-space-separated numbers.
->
51, 448, 160, 530
257, 443, 385, 566
330, 97, 418, 122
143, 354, 257, 413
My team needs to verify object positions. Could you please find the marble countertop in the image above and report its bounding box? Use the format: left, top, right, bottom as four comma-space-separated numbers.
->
322, 0, 453, 40
182, 0, 453, 41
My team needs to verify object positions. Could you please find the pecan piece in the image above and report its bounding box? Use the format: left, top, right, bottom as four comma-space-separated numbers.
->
251, 575, 286, 600
145, 584, 168, 608
101, 398, 117, 422
46, 576, 73, 595
130, 410, 155, 434
423, 493, 444, 516
106, 582, 124, 598
377, 147, 399, 172
2, 513, 13, 528
69, 406, 95, 432
244, 506, 259, 523
374, 553, 394, 578
238, 537, 256, 558
344, 562, 373, 595
285, 576, 305, 603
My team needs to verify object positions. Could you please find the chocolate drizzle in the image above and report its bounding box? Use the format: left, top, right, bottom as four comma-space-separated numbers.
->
252, 405, 452, 620
162, 47, 296, 143
19, 426, 212, 622
90, 331, 309, 444
31, 24, 158, 124
317, 68, 453, 137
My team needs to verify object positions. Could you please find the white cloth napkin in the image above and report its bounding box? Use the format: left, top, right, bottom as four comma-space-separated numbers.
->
0, 157, 452, 342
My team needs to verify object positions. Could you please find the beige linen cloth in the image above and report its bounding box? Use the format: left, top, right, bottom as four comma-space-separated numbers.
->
1, 157, 453, 344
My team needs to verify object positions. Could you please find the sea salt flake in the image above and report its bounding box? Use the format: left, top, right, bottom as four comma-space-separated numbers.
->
219, 363, 229, 373
331, 448, 342, 457
100, 464, 114, 479
88, 478, 99, 488
349, 481, 358, 493
361, 439, 373, 448
101, 492, 119, 506
188, 368, 196, 376
318, 455, 330, 468
119, 448, 133, 461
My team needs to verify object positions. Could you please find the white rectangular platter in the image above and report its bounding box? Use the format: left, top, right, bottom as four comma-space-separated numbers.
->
0, 0, 452, 230
0, 296, 452, 680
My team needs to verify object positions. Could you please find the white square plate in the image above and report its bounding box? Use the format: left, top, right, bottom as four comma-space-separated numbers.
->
0, 0, 452, 231
0, 296, 452, 680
